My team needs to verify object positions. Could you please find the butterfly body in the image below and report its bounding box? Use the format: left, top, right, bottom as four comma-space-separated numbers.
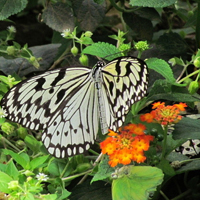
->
1, 56, 148, 158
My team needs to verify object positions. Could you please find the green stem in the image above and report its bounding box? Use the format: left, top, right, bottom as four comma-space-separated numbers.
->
62, 169, 93, 182
161, 125, 168, 160
1, 136, 21, 152
60, 159, 70, 178
137, 50, 142, 59
196, 2, 200, 49
160, 190, 169, 200
195, 71, 200, 81
109, 0, 138, 13
177, 69, 200, 84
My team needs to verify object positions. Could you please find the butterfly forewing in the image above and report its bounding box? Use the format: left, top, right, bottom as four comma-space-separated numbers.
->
1, 56, 148, 158
1, 67, 99, 158
101, 57, 148, 131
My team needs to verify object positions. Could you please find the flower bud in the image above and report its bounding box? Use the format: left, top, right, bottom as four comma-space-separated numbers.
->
29, 56, 40, 69
187, 10, 194, 17
23, 170, 34, 176
16, 140, 25, 149
6, 46, 16, 56
1, 122, 16, 135
79, 54, 88, 66
27, 177, 33, 182
119, 44, 130, 52
150, 128, 158, 137
8, 180, 19, 190
194, 57, 200, 68
84, 31, 93, 37
76, 163, 92, 173
183, 77, 192, 86
17, 126, 28, 139
71, 46, 78, 56
135, 41, 149, 51
188, 81, 199, 94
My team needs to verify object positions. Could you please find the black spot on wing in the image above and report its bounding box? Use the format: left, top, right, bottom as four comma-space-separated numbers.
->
124, 62, 132, 76
35, 78, 46, 91
56, 89, 66, 104
109, 81, 114, 96
115, 58, 121, 74
51, 71, 65, 86
43, 100, 51, 117
49, 88, 54, 94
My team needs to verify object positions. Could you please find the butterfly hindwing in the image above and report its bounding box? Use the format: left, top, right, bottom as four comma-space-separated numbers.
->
42, 72, 99, 158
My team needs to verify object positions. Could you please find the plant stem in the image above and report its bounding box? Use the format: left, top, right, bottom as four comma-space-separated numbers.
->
1, 136, 21, 152
160, 190, 169, 200
161, 125, 168, 160
109, 0, 138, 13
177, 69, 200, 83
196, 1, 200, 48
62, 169, 93, 182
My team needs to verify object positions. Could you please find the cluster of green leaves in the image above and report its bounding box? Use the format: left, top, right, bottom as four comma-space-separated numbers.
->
1, 0, 200, 200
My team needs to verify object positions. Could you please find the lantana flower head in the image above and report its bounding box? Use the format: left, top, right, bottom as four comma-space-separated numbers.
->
140, 102, 187, 125
100, 124, 154, 167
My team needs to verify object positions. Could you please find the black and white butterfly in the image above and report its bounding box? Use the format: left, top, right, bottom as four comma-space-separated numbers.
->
1, 56, 148, 158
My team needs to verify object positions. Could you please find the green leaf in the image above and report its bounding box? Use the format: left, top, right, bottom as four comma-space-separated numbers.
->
0, 171, 13, 193
0, 82, 8, 93
57, 189, 71, 200
173, 117, 200, 140
169, 57, 185, 66
23, 192, 35, 200
123, 12, 153, 41
112, 166, 164, 200
129, 0, 176, 8
156, 32, 187, 56
3, 149, 29, 169
24, 135, 43, 154
147, 79, 198, 102
176, 160, 200, 174
0, 0, 28, 20
42, 194, 58, 200
91, 156, 114, 183
82, 37, 94, 45
166, 135, 187, 155
157, 158, 175, 177
48, 159, 71, 177
30, 155, 49, 170
167, 152, 189, 163
6, 160, 19, 179
0, 164, 7, 172
146, 58, 176, 83
72, 0, 106, 32
42, 2, 75, 32
82, 42, 121, 61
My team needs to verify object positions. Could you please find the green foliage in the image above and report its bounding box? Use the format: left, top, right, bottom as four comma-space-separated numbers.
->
0, 0, 28, 20
146, 58, 176, 83
112, 166, 164, 200
129, 0, 177, 8
83, 42, 122, 61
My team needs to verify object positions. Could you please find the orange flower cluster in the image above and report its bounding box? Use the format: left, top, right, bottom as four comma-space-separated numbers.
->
140, 102, 187, 126
100, 124, 154, 167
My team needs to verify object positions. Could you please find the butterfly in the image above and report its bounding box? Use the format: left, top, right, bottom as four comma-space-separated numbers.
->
1, 56, 148, 158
